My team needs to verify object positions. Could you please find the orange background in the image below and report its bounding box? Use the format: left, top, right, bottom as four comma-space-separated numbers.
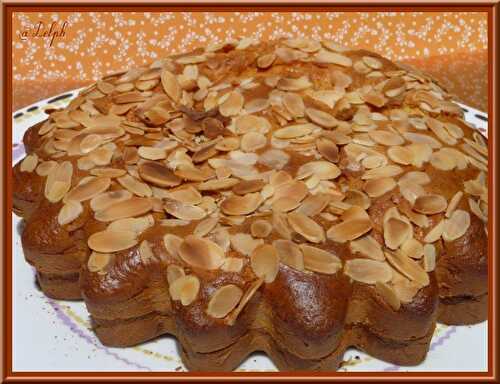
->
12, 11, 488, 111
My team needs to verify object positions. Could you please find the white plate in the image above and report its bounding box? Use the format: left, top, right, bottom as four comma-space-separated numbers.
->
11, 89, 489, 372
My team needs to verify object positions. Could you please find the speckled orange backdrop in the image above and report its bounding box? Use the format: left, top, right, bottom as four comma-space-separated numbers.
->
12, 11, 488, 111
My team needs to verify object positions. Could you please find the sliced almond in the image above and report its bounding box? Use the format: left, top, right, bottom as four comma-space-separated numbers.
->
219, 91, 244, 117
57, 200, 83, 226
194, 216, 219, 237
108, 215, 154, 235
274, 123, 314, 139
296, 193, 331, 217
161, 69, 181, 103
221, 257, 244, 273
174, 165, 215, 182
362, 56, 383, 69
163, 233, 183, 258
138, 146, 167, 161
383, 77, 406, 98
297, 161, 340, 180
90, 190, 132, 212
283, 92, 305, 117
225, 278, 263, 325
198, 178, 239, 191
327, 219, 372, 243
87, 230, 138, 253
344, 259, 392, 284
413, 194, 447, 215
234, 115, 271, 135
178, 235, 224, 270
362, 165, 402, 180
230, 233, 263, 256
164, 198, 206, 221
423, 219, 445, 243
66, 177, 111, 202
350, 235, 384, 261
287, 212, 325, 243
408, 143, 432, 167
168, 186, 202, 206
44, 161, 73, 203
316, 137, 339, 163
387, 146, 414, 165
166, 264, 185, 284
368, 130, 404, 146
403, 132, 442, 149
427, 117, 456, 146
241, 132, 267, 152
36, 160, 57, 176
257, 53, 276, 69
392, 275, 421, 303
442, 210, 470, 242
89, 147, 113, 166
20, 154, 38, 172
469, 197, 488, 222
87, 252, 112, 273
273, 239, 304, 271
314, 49, 352, 66
118, 174, 152, 197
399, 181, 425, 205
80, 134, 102, 154
363, 177, 396, 198
221, 193, 262, 216
400, 238, 424, 259
385, 251, 429, 287
206, 284, 243, 318
362, 90, 387, 107
233, 180, 265, 195
305, 108, 338, 128
399, 171, 431, 186
277, 75, 312, 91
423, 244, 436, 272
300, 244, 342, 274
90, 168, 126, 178
430, 149, 456, 171
169, 275, 200, 305
445, 191, 463, 218
138, 161, 181, 188
251, 220, 273, 238
343, 190, 371, 211
250, 244, 280, 283
384, 218, 412, 250
94, 197, 153, 222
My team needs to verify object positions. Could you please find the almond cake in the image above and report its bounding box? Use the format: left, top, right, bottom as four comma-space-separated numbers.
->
13, 37, 488, 371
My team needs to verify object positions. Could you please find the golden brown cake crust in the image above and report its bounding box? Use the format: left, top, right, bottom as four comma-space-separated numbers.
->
13, 37, 488, 370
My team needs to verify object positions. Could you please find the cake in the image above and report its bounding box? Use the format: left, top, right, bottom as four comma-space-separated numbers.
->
13, 38, 488, 371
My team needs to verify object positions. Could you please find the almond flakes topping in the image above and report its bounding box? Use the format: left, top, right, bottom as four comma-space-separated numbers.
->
250, 244, 280, 283
169, 275, 200, 306
300, 244, 342, 274
94, 197, 153, 222
87, 230, 138, 253
287, 212, 325, 243
206, 284, 243, 318
442, 210, 470, 242
178, 235, 224, 270
344, 259, 392, 284
221, 193, 262, 216
327, 219, 372, 243
413, 194, 447, 215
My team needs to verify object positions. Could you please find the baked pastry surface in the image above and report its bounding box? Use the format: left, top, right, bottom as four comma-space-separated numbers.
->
13, 38, 488, 371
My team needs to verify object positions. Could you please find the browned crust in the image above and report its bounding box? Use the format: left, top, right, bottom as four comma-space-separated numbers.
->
37, 271, 82, 300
